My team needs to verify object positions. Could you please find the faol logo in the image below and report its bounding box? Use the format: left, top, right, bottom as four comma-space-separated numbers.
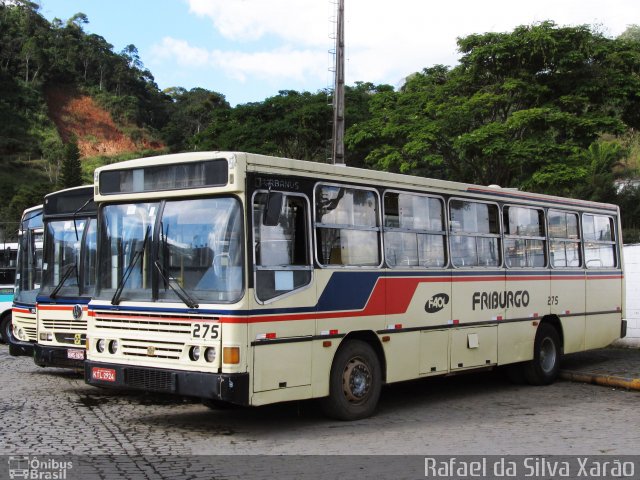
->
425, 293, 450, 313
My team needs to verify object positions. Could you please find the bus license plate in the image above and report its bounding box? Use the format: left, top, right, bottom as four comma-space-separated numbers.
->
92, 367, 116, 382
67, 349, 85, 360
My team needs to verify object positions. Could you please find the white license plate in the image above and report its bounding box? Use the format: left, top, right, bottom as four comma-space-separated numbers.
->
67, 349, 85, 360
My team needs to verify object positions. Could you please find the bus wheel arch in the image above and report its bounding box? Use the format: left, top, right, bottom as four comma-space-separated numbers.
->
320, 332, 385, 420
540, 315, 564, 354
524, 319, 562, 386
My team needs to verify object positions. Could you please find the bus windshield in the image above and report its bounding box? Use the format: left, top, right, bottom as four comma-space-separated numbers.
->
14, 211, 43, 304
96, 197, 243, 304
40, 218, 97, 298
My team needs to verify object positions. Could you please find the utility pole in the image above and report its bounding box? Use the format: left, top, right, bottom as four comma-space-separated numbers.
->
331, 0, 345, 165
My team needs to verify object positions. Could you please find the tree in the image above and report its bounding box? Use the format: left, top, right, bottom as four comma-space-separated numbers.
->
59, 138, 82, 188
347, 22, 640, 189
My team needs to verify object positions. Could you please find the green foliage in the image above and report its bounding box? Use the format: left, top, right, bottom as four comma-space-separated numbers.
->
2, 4, 640, 244
348, 22, 640, 195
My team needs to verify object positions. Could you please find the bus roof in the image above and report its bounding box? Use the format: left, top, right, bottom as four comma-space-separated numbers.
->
43, 185, 96, 219
94, 151, 619, 214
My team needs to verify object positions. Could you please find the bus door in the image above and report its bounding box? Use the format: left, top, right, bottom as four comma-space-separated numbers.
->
250, 192, 314, 394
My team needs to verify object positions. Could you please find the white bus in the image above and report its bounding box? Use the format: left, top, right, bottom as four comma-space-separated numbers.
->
0, 242, 18, 343
10, 205, 44, 357
85, 152, 625, 420
34, 186, 97, 368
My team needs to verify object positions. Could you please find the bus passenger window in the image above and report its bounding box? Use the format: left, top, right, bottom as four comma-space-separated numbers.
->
253, 192, 312, 302
583, 214, 616, 268
383, 192, 445, 268
315, 185, 381, 267
548, 210, 581, 268
449, 200, 500, 267
504, 206, 546, 268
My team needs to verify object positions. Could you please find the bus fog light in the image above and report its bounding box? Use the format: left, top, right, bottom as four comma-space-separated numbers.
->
204, 347, 216, 363
39, 333, 53, 342
189, 346, 201, 361
108, 340, 118, 354
223, 346, 240, 365
96, 339, 105, 353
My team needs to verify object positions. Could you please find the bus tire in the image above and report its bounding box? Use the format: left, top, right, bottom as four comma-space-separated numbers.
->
524, 323, 561, 386
0, 314, 11, 344
320, 340, 381, 421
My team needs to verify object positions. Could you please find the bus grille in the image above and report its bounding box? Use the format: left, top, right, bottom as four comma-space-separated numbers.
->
42, 318, 87, 331
94, 316, 191, 335
124, 368, 176, 392
120, 338, 183, 360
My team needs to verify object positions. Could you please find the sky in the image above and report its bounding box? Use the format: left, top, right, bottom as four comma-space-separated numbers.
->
37, 0, 638, 106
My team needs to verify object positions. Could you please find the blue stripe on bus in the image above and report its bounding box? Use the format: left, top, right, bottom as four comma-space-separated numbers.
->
36, 296, 92, 305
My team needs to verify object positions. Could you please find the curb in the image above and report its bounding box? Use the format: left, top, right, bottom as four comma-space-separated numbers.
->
559, 370, 640, 391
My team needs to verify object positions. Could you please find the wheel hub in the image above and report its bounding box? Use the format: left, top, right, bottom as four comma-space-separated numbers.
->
540, 337, 557, 373
342, 358, 371, 403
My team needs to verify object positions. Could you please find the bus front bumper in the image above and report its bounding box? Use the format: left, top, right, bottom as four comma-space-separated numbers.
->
34, 344, 85, 369
84, 361, 250, 406
9, 338, 35, 357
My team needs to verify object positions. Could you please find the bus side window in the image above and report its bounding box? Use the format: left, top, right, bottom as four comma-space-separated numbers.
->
315, 185, 381, 267
548, 210, 581, 268
449, 200, 501, 267
504, 206, 546, 268
253, 192, 312, 302
583, 214, 616, 268
383, 192, 446, 268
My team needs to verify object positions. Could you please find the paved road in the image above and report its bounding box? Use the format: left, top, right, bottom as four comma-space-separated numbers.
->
2, 344, 638, 460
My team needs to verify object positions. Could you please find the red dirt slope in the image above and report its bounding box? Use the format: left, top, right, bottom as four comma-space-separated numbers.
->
45, 86, 163, 158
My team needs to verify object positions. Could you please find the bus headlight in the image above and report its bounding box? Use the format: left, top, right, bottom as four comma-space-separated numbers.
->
14, 326, 28, 342
96, 339, 105, 353
204, 347, 216, 363
189, 346, 201, 361
108, 340, 118, 354
39, 333, 53, 342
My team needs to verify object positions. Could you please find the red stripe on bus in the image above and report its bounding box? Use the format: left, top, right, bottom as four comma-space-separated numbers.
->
88, 273, 623, 325
38, 305, 87, 312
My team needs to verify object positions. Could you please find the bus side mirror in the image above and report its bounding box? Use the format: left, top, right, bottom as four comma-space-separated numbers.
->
263, 192, 283, 227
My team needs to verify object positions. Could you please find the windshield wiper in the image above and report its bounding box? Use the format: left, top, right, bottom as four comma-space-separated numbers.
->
111, 225, 150, 305
49, 263, 77, 299
154, 260, 199, 309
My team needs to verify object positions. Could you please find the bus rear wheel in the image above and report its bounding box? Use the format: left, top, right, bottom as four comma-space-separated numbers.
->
524, 323, 561, 385
321, 340, 381, 421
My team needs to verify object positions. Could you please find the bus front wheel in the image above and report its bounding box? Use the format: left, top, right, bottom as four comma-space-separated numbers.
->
524, 323, 561, 385
0, 314, 11, 344
321, 340, 382, 421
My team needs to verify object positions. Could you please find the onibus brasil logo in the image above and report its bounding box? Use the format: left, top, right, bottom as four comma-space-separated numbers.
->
8, 456, 73, 479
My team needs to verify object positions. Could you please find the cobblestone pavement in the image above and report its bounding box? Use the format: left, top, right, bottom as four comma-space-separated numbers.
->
1, 345, 638, 459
